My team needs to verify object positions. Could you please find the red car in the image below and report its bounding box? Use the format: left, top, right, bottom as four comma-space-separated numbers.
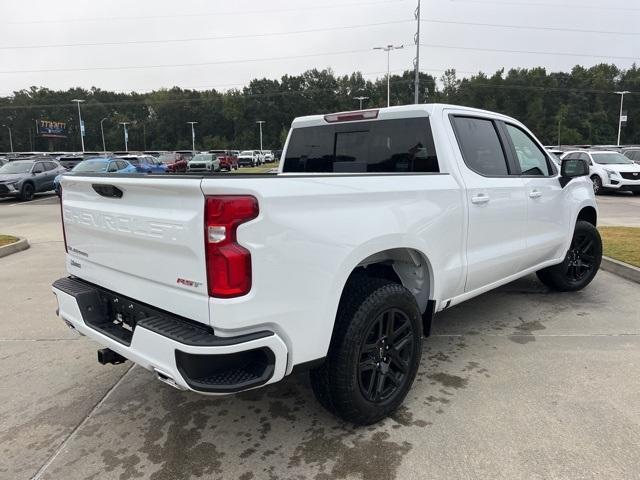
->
159, 152, 188, 173
209, 150, 238, 171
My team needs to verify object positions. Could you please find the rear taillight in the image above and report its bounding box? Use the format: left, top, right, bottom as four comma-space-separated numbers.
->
204, 195, 259, 298
59, 187, 68, 253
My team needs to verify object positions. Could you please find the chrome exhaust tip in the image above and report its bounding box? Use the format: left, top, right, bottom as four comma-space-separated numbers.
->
154, 368, 186, 391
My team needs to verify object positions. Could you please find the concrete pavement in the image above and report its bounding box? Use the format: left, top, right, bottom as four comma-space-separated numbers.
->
1, 196, 639, 480
596, 193, 640, 227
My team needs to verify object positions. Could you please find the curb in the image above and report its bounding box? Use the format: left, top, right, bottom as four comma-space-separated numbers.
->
601, 256, 640, 284
0, 237, 30, 259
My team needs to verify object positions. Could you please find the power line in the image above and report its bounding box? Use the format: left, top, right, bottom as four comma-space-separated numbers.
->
0, 47, 412, 75
6, 0, 407, 25
420, 43, 638, 61
447, 0, 640, 12
422, 19, 640, 36
0, 20, 414, 50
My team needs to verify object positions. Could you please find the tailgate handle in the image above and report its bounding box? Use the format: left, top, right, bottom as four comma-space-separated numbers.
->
92, 184, 123, 198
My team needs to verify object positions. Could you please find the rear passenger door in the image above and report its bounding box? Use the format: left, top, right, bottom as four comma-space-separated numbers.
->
501, 123, 568, 268
449, 114, 528, 292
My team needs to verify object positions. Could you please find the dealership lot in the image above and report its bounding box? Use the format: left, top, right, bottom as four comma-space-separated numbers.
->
1, 195, 639, 480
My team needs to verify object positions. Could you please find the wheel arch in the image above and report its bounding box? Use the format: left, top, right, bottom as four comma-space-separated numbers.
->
577, 206, 597, 226
336, 247, 435, 337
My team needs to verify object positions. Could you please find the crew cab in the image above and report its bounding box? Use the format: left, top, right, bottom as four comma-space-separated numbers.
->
52, 104, 601, 424
237, 150, 258, 167
561, 150, 640, 195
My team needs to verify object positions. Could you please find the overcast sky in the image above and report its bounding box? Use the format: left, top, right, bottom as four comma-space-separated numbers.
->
0, 0, 638, 96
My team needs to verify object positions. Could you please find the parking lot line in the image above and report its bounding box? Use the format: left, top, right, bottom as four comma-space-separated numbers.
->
30, 364, 136, 480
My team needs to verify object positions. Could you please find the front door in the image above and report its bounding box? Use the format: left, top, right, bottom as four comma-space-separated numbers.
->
501, 123, 569, 267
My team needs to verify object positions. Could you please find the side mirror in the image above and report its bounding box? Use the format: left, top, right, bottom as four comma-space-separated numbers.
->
560, 158, 589, 187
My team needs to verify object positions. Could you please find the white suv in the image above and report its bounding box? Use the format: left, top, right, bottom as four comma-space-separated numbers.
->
561, 150, 640, 195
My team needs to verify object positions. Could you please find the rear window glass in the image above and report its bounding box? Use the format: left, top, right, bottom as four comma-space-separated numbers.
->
283, 118, 439, 173
452, 117, 509, 176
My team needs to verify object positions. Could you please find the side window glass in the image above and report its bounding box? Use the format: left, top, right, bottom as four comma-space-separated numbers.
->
578, 153, 591, 165
33, 163, 44, 173
505, 124, 550, 176
452, 117, 509, 176
107, 162, 118, 172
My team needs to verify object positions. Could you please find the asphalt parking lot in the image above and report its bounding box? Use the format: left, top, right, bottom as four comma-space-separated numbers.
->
1, 193, 639, 480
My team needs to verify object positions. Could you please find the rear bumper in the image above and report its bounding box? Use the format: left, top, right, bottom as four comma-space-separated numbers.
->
52, 276, 288, 394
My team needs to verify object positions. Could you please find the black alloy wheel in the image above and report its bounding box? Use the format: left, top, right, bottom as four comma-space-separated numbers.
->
564, 230, 597, 284
358, 308, 415, 403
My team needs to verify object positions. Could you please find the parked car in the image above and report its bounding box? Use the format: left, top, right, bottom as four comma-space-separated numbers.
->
561, 150, 640, 195
622, 147, 640, 164
56, 155, 84, 171
237, 150, 258, 167
117, 155, 167, 174
54, 104, 600, 425
187, 153, 221, 173
255, 150, 265, 165
0, 158, 66, 200
174, 150, 197, 162
158, 152, 188, 173
262, 150, 274, 163
53, 157, 136, 195
209, 150, 238, 171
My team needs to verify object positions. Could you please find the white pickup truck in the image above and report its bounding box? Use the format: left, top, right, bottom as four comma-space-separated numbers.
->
53, 104, 601, 424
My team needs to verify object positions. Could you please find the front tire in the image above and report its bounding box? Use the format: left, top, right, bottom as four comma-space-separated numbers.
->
310, 277, 422, 425
536, 220, 602, 292
591, 175, 603, 195
20, 183, 35, 201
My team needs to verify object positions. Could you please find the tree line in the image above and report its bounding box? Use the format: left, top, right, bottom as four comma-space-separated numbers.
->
0, 63, 637, 153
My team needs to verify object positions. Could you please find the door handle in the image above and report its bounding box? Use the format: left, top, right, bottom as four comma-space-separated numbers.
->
529, 190, 542, 199
471, 193, 490, 205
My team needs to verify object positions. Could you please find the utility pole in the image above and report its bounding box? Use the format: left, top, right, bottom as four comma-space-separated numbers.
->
414, 0, 421, 104
71, 99, 85, 152
373, 44, 404, 107
187, 121, 198, 151
615, 91, 630, 146
354, 96, 369, 110
100, 118, 108, 153
119, 122, 129, 151
256, 120, 265, 151
2, 125, 13, 152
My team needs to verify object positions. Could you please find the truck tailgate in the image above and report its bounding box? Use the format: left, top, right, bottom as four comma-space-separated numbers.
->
60, 175, 210, 325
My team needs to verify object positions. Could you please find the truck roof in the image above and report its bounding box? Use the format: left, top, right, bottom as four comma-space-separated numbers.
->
291, 103, 518, 129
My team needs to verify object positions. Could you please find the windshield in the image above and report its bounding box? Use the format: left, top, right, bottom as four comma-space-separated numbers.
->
240, 150, 253, 156
592, 153, 634, 165
192, 154, 212, 162
72, 160, 108, 172
0, 162, 32, 174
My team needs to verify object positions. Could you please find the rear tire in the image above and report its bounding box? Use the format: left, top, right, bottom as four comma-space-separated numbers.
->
20, 183, 35, 201
310, 277, 422, 425
536, 220, 602, 292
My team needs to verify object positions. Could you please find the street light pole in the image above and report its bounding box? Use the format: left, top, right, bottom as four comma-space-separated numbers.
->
187, 121, 198, 152
256, 120, 265, 151
374, 44, 404, 107
71, 99, 85, 152
414, 0, 421, 104
100, 118, 108, 153
615, 91, 630, 146
2, 125, 13, 152
119, 122, 129, 151
354, 96, 369, 110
